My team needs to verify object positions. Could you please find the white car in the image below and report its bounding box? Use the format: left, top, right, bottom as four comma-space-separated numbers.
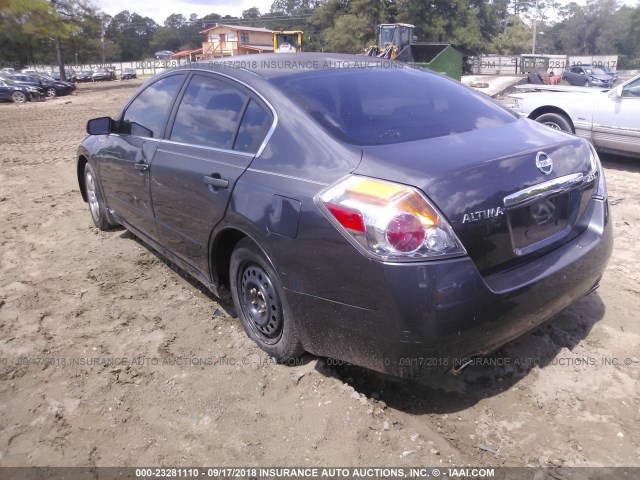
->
509, 73, 640, 158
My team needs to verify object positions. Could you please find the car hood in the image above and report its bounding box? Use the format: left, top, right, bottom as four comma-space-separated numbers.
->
354, 118, 595, 273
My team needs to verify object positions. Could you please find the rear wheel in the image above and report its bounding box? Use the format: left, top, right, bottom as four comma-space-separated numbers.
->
11, 91, 27, 103
84, 162, 118, 230
230, 239, 304, 361
534, 113, 573, 133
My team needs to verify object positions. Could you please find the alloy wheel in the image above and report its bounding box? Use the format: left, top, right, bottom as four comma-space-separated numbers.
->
85, 171, 100, 223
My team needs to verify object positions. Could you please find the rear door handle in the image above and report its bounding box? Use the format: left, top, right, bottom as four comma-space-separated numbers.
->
134, 162, 149, 172
203, 175, 229, 189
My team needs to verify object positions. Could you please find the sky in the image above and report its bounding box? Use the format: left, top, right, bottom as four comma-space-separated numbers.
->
94, 0, 639, 25
94, 0, 276, 23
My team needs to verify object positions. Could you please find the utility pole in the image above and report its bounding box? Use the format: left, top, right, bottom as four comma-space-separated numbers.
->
532, 0, 539, 54
101, 19, 105, 64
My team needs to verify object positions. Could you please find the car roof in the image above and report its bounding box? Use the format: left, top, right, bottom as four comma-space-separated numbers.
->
177, 52, 405, 81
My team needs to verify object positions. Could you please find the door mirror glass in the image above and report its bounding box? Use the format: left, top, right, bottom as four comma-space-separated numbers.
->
87, 117, 113, 135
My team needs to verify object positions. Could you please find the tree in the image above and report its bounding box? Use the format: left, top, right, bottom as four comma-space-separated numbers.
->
321, 13, 371, 53
105, 10, 157, 60
491, 14, 532, 53
1, 0, 94, 79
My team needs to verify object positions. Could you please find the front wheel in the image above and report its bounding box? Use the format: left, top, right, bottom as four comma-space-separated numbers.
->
84, 162, 118, 230
11, 91, 27, 103
46, 87, 57, 98
230, 239, 304, 361
534, 112, 573, 133
584, 80, 590, 87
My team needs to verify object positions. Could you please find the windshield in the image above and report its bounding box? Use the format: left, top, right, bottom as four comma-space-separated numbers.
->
272, 67, 517, 146
585, 67, 605, 76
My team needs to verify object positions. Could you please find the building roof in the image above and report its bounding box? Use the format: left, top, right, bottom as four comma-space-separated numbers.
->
201, 24, 274, 34
241, 44, 275, 52
171, 48, 203, 58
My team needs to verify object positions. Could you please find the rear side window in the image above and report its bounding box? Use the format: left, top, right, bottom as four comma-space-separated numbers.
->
170, 74, 247, 150
120, 74, 185, 138
234, 99, 272, 153
272, 68, 516, 146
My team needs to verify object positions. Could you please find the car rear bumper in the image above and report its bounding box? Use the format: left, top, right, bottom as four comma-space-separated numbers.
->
287, 198, 612, 377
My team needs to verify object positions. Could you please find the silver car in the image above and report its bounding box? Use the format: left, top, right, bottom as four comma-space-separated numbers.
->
509, 73, 640, 158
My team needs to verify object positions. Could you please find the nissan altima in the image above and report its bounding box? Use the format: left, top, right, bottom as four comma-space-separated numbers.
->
77, 53, 612, 377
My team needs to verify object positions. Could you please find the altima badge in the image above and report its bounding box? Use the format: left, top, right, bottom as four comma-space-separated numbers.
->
536, 152, 553, 175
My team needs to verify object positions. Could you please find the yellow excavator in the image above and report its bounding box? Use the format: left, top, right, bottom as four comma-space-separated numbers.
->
273, 31, 304, 53
365, 23, 415, 59
364, 23, 463, 80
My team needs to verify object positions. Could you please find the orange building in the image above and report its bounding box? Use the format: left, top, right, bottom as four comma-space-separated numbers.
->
199, 24, 275, 59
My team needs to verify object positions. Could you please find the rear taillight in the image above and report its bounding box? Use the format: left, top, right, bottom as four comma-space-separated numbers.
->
588, 143, 607, 201
316, 176, 466, 261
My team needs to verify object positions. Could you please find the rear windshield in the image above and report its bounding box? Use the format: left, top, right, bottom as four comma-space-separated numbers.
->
271, 67, 517, 146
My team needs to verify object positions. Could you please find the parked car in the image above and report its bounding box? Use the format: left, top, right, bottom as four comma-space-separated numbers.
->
7, 73, 76, 97
91, 68, 112, 81
563, 64, 614, 88
155, 50, 175, 59
51, 68, 77, 82
76, 70, 93, 82
600, 65, 618, 82
0, 68, 15, 74
77, 54, 612, 378
121, 68, 137, 80
509, 73, 640, 158
0, 78, 42, 103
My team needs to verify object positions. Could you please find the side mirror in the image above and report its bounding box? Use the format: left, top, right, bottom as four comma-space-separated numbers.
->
87, 116, 113, 135
614, 85, 623, 100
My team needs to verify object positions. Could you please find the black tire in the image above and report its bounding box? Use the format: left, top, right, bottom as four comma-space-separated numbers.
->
11, 91, 27, 103
534, 113, 573, 133
584, 80, 590, 87
46, 87, 57, 98
83, 162, 118, 230
230, 238, 304, 361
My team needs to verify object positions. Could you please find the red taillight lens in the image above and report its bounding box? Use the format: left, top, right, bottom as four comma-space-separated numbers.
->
316, 176, 465, 262
326, 203, 365, 233
385, 213, 425, 252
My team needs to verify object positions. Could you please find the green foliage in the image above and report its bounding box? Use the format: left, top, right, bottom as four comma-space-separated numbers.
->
491, 14, 532, 54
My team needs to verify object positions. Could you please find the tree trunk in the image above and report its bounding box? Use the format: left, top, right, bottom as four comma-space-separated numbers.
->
55, 36, 66, 82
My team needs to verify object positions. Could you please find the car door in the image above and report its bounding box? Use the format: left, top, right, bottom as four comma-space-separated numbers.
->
0, 81, 9, 100
591, 76, 640, 155
568, 66, 582, 85
95, 73, 187, 240
150, 72, 274, 275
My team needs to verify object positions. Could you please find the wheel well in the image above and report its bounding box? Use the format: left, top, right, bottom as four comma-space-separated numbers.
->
528, 106, 575, 133
77, 156, 88, 201
212, 229, 248, 290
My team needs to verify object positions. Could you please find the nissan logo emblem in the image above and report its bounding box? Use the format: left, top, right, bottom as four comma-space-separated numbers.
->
536, 152, 553, 175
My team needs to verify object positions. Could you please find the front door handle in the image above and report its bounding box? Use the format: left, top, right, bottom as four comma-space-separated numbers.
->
203, 175, 229, 189
134, 162, 149, 172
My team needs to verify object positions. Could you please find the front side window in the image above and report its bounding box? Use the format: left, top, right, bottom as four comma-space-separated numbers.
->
120, 74, 185, 138
170, 74, 247, 150
622, 77, 640, 98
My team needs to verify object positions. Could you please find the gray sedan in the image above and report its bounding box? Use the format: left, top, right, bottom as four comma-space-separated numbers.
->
77, 54, 612, 377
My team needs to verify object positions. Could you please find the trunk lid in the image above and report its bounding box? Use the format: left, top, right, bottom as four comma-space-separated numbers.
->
355, 119, 597, 275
